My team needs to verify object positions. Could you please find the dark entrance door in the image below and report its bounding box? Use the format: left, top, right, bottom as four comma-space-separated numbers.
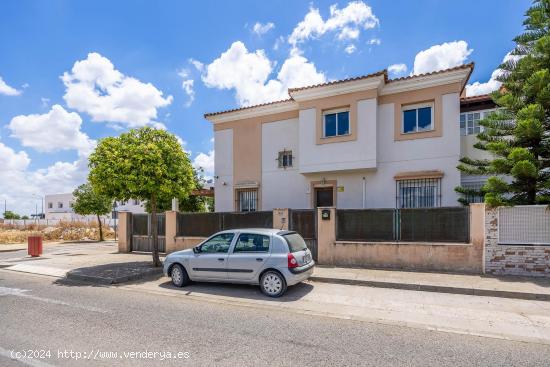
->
315, 187, 334, 207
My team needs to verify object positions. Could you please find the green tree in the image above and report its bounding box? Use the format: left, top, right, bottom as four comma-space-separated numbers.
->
21, 215, 29, 220
88, 127, 195, 266
457, 0, 550, 206
71, 183, 112, 241
3, 211, 20, 219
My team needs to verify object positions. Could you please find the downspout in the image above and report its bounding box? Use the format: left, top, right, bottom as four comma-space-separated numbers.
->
362, 177, 366, 209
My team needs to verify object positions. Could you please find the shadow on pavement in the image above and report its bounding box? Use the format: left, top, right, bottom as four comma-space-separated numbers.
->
158, 279, 314, 302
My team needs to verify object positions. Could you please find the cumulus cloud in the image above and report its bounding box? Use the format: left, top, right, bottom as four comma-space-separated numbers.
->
344, 44, 357, 54
368, 38, 381, 45
62, 52, 173, 128
413, 41, 473, 75
388, 63, 408, 76
252, 22, 275, 36
178, 69, 195, 107
288, 1, 378, 49
201, 41, 325, 106
193, 150, 215, 178
0, 75, 21, 96
8, 105, 95, 155
465, 52, 523, 97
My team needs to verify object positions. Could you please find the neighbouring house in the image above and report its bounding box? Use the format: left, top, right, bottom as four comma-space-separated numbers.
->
459, 94, 498, 203
44, 193, 145, 220
205, 63, 482, 212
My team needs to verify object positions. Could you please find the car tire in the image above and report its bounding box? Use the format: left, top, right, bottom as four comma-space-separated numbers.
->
260, 270, 287, 297
170, 264, 189, 287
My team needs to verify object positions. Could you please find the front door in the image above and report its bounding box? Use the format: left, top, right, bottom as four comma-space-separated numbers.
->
188, 233, 235, 280
315, 187, 334, 207
226, 233, 271, 281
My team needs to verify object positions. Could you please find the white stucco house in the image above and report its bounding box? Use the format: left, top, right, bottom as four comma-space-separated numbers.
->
44, 193, 145, 220
205, 63, 492, 212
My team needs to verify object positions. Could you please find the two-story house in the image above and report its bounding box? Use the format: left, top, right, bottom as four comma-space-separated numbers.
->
205, 64, 475, 212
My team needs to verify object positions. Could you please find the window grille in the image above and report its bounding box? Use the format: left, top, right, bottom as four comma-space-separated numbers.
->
236, 188, 258, 212
277, 150, 293, 168
396, 178, 441, 208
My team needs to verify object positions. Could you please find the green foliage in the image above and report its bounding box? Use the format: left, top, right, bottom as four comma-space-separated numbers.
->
72, 183, 112, 217
457, 0, 550, 207
21, 215, 29, 220
3, 211, 20, 219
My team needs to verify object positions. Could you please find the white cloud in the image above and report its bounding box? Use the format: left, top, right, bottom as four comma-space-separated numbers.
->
41, 97, 50, 108
388, 63, 408, 76
189, 58, 204, 73
62, 52, 173, 128
465, 52, 522, 97
8, 104, 95, 155
193, 150, 215, 177
178, 69, 195, 107
201, 41, 325, 106
344, 44, 357, 54
368, 38, 381, 45
0, 75, 21, 96
252, 22, 275, 36
288, 1, 378, 48
413, 41, 473, 75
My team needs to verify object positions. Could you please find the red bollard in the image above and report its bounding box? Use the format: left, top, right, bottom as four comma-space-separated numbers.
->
28, 236, 43, 257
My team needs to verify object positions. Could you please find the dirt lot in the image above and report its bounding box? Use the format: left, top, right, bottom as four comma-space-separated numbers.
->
0, 221, 115, 244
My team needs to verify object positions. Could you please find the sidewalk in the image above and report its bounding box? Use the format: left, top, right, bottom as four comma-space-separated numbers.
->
312, 266, 550, 301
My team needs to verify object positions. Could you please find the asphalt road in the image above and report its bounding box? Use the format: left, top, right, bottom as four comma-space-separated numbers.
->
0, 270, 549, 367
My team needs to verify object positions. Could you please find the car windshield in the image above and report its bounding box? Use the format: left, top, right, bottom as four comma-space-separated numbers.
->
283, 233, 308, 253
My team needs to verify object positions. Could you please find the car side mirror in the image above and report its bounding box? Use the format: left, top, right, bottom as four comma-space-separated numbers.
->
193, 246, 200, 254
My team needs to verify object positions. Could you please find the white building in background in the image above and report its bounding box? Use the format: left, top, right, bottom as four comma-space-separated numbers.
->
44, 193, 145, 220
205, 64, 481, 212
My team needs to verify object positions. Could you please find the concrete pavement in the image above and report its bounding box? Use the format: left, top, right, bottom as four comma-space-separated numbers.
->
1, 270, 550, 366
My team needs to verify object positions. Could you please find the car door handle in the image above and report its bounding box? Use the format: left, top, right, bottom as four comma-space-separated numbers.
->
217, 258, 225, 261
256, 258, 263, 262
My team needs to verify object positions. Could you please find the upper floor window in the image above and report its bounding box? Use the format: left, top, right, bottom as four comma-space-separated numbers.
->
47, 202, 53, 209
323, 109, 350, 138
58, 202, 63, 209
278, 150, 293, 168
460, 111, 494, 136
402, 103, 433, 134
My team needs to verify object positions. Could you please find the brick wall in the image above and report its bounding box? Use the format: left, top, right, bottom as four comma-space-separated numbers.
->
485, 208, 550, 277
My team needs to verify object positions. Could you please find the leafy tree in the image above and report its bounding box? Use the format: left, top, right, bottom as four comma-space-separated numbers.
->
72, 183, 112, 241
88, 127, 195, 266
457, 0, 550, 206
21, 215, 29, 220
3, 211, 20, 219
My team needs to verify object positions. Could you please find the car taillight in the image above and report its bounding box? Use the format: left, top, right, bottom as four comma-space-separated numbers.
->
287, 253, 298, 268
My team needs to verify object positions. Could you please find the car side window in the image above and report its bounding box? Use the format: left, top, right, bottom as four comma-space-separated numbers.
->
233, 233, 270, 253
199, 233, 234, 253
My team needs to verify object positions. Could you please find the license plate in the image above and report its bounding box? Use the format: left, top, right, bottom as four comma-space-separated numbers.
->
303, 253, 311, 264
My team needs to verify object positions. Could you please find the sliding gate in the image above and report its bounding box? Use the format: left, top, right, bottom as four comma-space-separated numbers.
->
289, 209, 317, 261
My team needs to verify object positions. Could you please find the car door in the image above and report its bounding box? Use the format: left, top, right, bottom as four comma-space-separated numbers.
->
188, 232, 235, 280
226, 232, 271, 281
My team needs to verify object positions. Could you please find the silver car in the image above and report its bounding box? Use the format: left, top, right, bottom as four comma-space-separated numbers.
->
163, 228, 315, 297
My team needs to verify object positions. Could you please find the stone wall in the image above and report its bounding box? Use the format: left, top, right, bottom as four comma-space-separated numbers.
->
485, 208, 550, 277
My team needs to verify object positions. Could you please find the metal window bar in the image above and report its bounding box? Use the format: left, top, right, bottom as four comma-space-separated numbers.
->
236, 189, 258, 212
396, 178, 441, 209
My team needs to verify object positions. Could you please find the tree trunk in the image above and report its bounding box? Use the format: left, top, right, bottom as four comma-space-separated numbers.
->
150, 195, 161, 267
97, 214, 104, 241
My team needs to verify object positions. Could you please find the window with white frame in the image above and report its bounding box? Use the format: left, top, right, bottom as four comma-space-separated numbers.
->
402, 103, 434, 134
396, 178, 441, 208
323, 108, 350, 138
277, 150, 293, 168
236, 188, 258, 212
460, 110, 494, 136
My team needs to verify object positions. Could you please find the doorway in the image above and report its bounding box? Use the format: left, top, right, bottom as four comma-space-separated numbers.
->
315, 187, 334, 207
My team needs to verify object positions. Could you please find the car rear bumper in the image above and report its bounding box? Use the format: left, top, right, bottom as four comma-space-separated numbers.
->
282, 261, 315, 286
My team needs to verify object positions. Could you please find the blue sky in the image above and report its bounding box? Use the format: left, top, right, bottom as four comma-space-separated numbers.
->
0, 0, 530, 215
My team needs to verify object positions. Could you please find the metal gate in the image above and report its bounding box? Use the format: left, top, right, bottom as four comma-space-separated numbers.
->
131, 213, 166, 252
289, 209, 317, 261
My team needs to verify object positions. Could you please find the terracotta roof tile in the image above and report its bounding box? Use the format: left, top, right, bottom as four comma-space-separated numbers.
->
460, 94, 492, 103
287, 70, 387, 93
204, 98, 294, 118
386, 62, 474, 84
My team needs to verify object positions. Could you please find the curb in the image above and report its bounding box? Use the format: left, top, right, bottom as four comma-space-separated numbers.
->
309, 276, 550, 302
65, 268, 163, 285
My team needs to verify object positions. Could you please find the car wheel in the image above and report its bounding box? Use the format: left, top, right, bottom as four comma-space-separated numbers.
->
260, 270, 287, 297
170, 264, 189, 287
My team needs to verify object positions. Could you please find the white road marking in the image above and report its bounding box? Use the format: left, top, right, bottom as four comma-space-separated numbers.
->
0, 286, 107, 313
0, 346, 56, 367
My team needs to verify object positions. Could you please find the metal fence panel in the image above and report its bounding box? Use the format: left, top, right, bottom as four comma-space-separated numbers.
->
222, 211, 273, 230
336, 209, 395, 241
400, 207, 469, 243
177, 212, 222, 237
499, 205, 550, 245
156, 214, 166, 236
132, 214, 149, 236
289, 209, 316, 239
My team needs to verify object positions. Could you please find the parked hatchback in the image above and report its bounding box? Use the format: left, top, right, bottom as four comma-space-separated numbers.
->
163, 229, 315, 297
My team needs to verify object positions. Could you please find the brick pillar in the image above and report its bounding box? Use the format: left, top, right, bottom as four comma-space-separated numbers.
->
117, 212, 132, 253
165, 210, 178, 254
273, 208, 289, 230
317, 207, 336, 265
469, 203, 486, 273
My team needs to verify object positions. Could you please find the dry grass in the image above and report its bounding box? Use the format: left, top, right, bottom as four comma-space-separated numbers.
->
0, 221, 115, 244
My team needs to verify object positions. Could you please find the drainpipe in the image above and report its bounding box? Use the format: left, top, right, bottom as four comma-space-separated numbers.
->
362, 177, 366, 209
